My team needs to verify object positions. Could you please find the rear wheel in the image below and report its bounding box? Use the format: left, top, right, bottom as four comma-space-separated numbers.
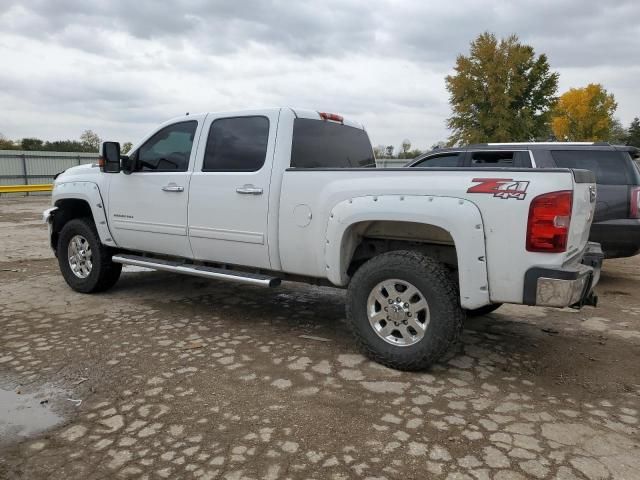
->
57, 218, 121, 293
346, 250, 463, 371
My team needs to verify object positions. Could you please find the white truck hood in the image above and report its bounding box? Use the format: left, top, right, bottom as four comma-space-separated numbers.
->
55, 163, 101, 184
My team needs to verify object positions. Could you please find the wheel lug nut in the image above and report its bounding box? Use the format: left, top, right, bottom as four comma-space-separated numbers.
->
404, 303, 409, 308
407, 313, 412, 317
388, 299, 393, 304
396, 297, 401, 302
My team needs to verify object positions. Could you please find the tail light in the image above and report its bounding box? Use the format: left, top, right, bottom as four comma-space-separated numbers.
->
526, 190, 573, 252
630, 187, 640, 218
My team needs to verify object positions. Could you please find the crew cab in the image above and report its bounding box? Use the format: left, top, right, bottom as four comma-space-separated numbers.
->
44, 108, 602, 370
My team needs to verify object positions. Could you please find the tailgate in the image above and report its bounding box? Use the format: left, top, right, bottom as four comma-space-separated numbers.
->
566, 169, 597, 263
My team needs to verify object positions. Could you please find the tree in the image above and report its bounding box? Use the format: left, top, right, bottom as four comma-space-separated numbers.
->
45, 140, 89, 152
608, 118, 628, 145
385, 145, 395, 158
403, 149, 423, 159
20, 138, 45, 150
80, 129, 101, 152
551, 84, 617, 141
627, 117, 640, 148
4, 132, 108, 152
397, 139, 423, 159
121, 142, 133, 154
446, 32, 559, 145
0, 133, 15, 150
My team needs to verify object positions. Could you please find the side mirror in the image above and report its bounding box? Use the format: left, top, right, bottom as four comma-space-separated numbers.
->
101, 142, 121, 173
121, 155, 136, 174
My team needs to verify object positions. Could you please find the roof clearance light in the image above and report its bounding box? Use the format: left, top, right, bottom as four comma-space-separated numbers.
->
319, 112, 344, 123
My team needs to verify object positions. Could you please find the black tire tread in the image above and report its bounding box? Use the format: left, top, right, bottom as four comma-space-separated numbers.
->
346, 250, 464, 371
57, 217, 121, 293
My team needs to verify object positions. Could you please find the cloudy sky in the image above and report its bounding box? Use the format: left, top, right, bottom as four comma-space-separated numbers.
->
1, 0, 639, 150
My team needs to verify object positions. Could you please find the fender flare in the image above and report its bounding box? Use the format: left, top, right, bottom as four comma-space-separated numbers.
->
51, 181, 117, 247
324, 194, 490, 309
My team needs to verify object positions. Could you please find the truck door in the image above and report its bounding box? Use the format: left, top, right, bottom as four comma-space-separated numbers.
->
188, 109, 280, 269
108, 117, 205, 258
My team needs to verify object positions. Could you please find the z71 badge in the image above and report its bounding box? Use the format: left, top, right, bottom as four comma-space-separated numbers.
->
467, 178, 530, 200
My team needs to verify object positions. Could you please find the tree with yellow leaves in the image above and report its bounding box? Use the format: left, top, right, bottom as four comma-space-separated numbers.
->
551, 84, 617, 141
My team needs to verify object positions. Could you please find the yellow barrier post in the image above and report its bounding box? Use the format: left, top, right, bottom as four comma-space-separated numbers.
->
0, 184, 53, 194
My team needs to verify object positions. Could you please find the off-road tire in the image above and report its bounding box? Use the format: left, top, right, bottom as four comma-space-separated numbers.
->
57, 217, 121, 293
466, 303, 502, 317
346, 250, 464, 371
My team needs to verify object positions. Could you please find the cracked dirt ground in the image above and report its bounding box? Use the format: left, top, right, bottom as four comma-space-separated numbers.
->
0, 197, 639, 480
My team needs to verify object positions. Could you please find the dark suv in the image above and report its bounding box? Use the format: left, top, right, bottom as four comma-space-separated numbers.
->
407, 143, 640, 258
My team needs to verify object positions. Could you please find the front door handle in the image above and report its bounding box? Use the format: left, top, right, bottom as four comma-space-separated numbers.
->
236, 184, 263, 195
162, 183, 184, 192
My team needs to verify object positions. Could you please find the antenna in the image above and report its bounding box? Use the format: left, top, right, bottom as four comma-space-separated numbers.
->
185, 112, 189, 116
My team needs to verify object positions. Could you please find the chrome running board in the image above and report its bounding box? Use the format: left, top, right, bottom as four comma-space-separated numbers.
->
112, 254, 281, 288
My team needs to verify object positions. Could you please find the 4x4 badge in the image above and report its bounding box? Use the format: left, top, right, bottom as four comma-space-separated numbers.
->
467, 178, 530, 200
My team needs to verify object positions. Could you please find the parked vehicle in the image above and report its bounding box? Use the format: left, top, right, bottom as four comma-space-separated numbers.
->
44, 108, 602, 370
408, 143, 640, 259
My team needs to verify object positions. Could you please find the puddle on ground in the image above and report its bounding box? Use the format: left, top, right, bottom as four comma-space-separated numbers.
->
0, 385, 65, 446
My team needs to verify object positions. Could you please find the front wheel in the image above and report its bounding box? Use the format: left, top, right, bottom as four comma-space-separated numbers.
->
346, 250, 464, 371
57, 218, 122, 293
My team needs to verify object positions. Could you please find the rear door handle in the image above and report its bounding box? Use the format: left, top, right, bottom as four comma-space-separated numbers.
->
162, 183, 184, 192
236, 185, 263, 195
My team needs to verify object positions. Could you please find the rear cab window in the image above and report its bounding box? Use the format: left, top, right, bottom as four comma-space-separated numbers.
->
290, 118, 375, 168
551, 150, 632, 185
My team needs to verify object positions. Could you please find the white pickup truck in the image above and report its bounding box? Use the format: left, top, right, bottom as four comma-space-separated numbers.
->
44, 107, 602, 370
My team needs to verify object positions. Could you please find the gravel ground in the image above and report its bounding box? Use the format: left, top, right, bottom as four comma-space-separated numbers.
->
0, 196, 639, 480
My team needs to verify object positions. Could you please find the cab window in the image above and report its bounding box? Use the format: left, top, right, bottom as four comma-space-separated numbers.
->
290, 119, 375, 168
551, 150, 631, 185
136, 121, 197, 172
203, 116, 270, 171
412, 152, 463, 167
468, 150, 532, 168
470, 151, 515, 166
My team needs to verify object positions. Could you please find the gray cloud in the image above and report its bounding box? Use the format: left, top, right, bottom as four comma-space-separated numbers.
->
0, 0, 638, 149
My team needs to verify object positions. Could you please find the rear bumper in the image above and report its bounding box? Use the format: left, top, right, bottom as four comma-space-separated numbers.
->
589, 219, 640, 258
523, 242, 603, 308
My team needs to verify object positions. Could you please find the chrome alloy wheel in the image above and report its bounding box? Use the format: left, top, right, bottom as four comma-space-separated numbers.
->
67, 234, 93, 279
367, 279, 430, 346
